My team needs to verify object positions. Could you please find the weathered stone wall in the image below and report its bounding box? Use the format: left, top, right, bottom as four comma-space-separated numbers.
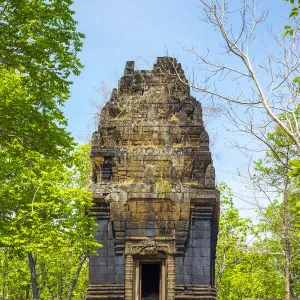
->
87, 57, 219, 300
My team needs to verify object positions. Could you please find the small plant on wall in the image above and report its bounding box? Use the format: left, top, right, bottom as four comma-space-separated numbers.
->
154, 154, 172, 196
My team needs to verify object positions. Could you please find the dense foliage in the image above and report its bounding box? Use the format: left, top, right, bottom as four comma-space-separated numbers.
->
216, 124, 300, 299
0, 143, 100, 299
0, 0, 84, 157
0, 1, 101, 299
216, 183, 300, 299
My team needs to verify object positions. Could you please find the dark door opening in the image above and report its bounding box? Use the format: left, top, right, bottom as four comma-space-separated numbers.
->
141, 263, 160, 300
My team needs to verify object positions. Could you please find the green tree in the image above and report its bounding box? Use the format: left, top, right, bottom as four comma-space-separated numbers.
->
251, 125, 300, 299
0, 0, 84, 158
0, 2, 97, 298
0, 143, 100, 299
216, 183, 254, 298
0, 240, 91, 299
283, 2, 300, 176
255, 199, 300, 299
216, 183, 285, 299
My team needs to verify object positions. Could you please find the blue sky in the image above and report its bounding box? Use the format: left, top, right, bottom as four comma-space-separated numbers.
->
64, 0, 293, 217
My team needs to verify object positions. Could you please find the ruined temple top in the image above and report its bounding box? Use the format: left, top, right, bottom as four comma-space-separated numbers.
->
91, 56, 218, 198
117, 57, 189, 97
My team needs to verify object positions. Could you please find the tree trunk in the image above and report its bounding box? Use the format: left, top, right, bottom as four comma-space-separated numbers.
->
66, 255, 87, 300
27, 252, 39, 300
291, 285, 298, 299
2, 251, 8, 300
25, 284, 30, 300
283, 178, 291, 300
284, 235, 291, 300
57, 278, 63, 300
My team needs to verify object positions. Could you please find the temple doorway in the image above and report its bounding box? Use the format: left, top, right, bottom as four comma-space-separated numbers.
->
134, 258, 166, 300
141, 263, 160, 300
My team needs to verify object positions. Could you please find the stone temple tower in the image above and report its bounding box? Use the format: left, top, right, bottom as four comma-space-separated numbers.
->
87, 57, 220, 300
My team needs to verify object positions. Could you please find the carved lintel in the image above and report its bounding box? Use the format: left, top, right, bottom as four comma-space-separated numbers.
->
125, 237, 176, 255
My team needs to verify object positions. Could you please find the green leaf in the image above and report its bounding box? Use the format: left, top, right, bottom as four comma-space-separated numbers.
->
289, 159, 300, 167
289, 11, 298, 17
287, 168, 300, 176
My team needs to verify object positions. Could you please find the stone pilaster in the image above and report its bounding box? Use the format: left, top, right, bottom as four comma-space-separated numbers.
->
125, 255, 133, 300
167, 256, 175, 300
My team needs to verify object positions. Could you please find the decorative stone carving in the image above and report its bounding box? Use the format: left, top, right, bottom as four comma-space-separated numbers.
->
205, 164, 215, 187
199, 129, 210, 151
125, 237, 176, 255
182, 133, 191, 147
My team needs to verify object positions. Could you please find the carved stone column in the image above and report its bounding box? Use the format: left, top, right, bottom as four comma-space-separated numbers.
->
125, 255, 134, 300
167, 256, 175, 300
